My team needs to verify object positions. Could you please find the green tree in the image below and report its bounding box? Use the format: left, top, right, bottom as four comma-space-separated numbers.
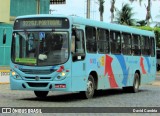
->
134, 26, 160, 48
98, 0, 105, 21
115, 3, 135, 26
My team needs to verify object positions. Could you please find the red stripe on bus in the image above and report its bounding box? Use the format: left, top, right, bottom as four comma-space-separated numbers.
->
105, 55, 118, 88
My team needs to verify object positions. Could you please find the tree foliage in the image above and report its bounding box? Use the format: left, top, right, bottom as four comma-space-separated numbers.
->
115, 3, 135, 26
134, 26, 160, 48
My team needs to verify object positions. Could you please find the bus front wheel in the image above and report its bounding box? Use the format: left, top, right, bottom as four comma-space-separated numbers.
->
84, 75, 95, 99
34, 91, 49, 98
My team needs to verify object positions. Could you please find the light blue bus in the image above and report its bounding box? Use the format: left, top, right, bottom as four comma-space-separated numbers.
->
10, 14, 156, 99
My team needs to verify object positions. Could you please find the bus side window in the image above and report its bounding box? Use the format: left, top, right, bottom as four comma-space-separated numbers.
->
132, 35, 141, 56
97, 28, 109, 54
110, 31, 121, 54
122, 33, 131, 55
150, 37, 155, 57
85, 26, 97, 53
141, 36, 150, 56
72, 29, 85, 61
75, 30, 85, 54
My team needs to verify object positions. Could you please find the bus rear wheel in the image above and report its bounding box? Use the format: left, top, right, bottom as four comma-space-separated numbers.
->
123, 73, 140, 93
34, 91, 49, 98
131, 73, 140, 93
84, 75, 95, 99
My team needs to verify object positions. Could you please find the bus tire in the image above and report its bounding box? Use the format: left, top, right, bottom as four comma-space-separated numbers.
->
84, 75, 95, 99
131, 73, 140, 93
34, 91, 49, 98
123, 73, 140, 93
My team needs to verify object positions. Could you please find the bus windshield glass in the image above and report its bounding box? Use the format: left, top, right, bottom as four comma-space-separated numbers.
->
11, 31, 69, 66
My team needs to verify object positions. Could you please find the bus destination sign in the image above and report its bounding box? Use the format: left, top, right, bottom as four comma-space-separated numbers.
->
22, 20, 62, 28
14, 18, 69, 30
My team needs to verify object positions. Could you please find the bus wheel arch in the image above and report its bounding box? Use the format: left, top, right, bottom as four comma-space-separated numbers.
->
89, 71, 98, 90
82, 71, 98, 99
123, 70, 141, 93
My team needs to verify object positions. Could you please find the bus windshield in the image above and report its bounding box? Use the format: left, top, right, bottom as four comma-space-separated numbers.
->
11, 31, 69, 66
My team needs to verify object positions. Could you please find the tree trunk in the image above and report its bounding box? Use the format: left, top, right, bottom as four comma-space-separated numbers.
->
110, 0, 115, 23
146, 0, 151, 26
98, 0, 104, 21
111, 13, 114, 23
100, 14, 103, 21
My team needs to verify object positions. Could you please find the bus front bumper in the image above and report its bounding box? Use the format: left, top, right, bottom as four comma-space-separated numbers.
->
10, 76, 71, 92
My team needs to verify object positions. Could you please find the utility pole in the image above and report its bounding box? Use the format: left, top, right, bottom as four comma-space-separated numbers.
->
86, 0, 90, 19
37, 0, 40, 14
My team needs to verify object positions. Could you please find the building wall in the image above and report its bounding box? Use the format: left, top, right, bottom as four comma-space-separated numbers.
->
1, 0, 50, 23
0, 24, 12, 66
40, 0, 50, 14
0, 0, 50, 66
10, 0, 50, 17
0, 0, 10, 23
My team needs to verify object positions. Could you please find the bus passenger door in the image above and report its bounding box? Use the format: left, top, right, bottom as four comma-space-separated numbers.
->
71, 28, 86, 91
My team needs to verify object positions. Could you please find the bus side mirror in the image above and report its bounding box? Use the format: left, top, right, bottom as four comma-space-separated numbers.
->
3, 33, 6, 44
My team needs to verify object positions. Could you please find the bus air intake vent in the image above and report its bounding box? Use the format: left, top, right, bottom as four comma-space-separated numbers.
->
27, 82, 48, 87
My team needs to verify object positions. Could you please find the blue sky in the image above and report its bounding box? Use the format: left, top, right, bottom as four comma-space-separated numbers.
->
50, 0, 160, 23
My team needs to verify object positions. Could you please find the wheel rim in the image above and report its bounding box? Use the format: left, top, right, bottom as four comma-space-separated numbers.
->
87, 80, 94, 95
134, 76, 139, 90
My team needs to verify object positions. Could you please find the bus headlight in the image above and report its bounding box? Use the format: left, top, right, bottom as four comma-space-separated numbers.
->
11, 71, 16, 76
11, 71, 22, 80
61, 72, 66, 77
56, 72, 67, 80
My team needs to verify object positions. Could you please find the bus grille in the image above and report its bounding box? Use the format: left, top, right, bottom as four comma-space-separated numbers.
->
20, 69, 56, 75
24, 77, 51, 80
27, 82, 48, 87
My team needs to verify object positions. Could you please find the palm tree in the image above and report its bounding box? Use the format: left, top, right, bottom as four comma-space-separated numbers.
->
110, 0, 116, 23
115, 3, 135, 26
145, 0, 151, 26
129, 0, 143, 6
98, 0, 105, 21
129, 0, 151, 26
